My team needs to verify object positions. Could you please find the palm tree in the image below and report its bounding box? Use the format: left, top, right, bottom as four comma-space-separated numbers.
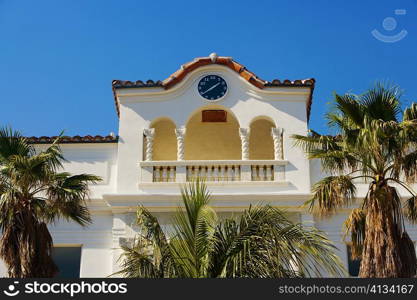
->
293, 83, 417, 277
0, 127, 100, 278
117, 180, 345, 278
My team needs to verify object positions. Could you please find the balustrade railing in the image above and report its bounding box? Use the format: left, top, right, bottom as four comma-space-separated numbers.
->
153, 166, 176, 182
186, 165, 241, 182
251, 165, 274, 181
140, 160, 286, 183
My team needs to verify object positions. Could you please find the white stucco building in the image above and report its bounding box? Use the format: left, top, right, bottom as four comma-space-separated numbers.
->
1, 54, 416, 277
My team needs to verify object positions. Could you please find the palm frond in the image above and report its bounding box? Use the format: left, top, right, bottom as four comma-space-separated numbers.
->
402, 151, 417, 183
0, 127, 33, 163
293, 82, 417, 277
332, 93, 364, 127
0, 127, 100, 277
344, 208, 366, 259
307, 176, 356, 216
116, 241, 162, 278
46, 173, 100, 226
360, 82, 401, 122
136, 207, 168, 249
118, 182, 344, 278
292, 131, 358, 173
214, 205, 345, 277
403, 103, 417, 121
404, 196, 417, 224
170, 179, 217, 277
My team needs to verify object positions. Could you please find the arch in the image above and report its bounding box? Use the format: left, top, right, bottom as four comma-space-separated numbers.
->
249, 117, 276, 160
150, 117, 177, 161
184, 105, 241, 160
248, 115, 276, 127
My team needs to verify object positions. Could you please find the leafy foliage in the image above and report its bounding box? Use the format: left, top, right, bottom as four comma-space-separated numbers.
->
117, 180, 345, 278
0, 127, 101, 277
293, 83, 417, 277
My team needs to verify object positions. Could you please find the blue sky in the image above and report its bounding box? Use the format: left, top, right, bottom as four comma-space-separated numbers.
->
1, 0, 416, 136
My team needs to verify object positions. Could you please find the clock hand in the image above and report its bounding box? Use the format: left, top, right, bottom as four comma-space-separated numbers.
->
201, 82, 221, 95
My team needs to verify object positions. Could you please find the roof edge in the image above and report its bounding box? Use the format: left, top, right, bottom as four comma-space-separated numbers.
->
112, 54, 315, 121
27, 135, 118, 144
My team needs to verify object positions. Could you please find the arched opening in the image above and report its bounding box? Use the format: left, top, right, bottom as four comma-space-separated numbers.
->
150, 118, 177, 161
184, 106, 241, 160
249, 117, 276, 160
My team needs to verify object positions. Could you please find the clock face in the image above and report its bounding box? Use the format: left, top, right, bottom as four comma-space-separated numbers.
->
198, 75, 227, 101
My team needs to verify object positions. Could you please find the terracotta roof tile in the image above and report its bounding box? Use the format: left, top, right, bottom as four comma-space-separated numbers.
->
265, 78, 315, 87
27, 135, 118, 144
112, 80, 163, 89
112, 54, 315, 122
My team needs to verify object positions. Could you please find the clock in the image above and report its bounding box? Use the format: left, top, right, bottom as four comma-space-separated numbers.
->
198, 75, 227, 101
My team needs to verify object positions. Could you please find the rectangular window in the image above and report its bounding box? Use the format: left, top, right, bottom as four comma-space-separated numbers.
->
346, 244, 361, 277
202, 110, 227, 122
52, 246, 82, 278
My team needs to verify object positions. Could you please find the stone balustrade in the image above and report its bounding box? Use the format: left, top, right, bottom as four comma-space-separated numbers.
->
187, 165, 241, 182
152, 166, 176, 182
251, 165, 274, 181
140, 160, 287, 183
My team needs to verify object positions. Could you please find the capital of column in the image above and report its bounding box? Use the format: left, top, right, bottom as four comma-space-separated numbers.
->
143, 128, 155, 161
143, 128, 155, 138
271, 127, 284, 160
175, 127, 186, 161
175, 127, 186, 137
239, 128, 250, 161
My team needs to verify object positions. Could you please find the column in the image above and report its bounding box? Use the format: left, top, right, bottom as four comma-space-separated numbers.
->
239, 128, 250, 161
175, 127, 186, 161
175, 127, 186, 182
143, 128, 155, 161
271, 127, 284, 160
271, 128, 285, 181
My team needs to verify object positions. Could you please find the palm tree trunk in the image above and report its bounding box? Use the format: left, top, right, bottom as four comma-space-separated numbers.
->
1, 209, 58, 278
360, 186, 417, 277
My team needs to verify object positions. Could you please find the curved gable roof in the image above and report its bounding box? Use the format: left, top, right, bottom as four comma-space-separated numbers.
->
112, 54, 315, 121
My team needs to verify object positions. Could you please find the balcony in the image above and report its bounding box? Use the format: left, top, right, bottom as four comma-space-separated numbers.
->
140, 108, 288, 187
139, 160, 287, 184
